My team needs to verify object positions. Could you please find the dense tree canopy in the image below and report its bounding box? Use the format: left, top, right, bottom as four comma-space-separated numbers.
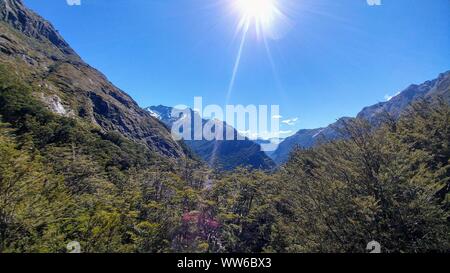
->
0, 65, 449, 253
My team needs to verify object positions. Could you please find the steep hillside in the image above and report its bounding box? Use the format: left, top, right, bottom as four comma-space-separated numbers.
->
357, 71, 450, 123
0, 0, 185, 158
271, 117, 351, 164
147, 105, 276, 170
273, 71, 450, 164
0, 0, 209, 253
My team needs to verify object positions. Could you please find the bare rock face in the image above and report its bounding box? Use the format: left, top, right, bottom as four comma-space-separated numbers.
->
40, 93, 68, 116
0, 0, 186, 158
0, 0, 73, 55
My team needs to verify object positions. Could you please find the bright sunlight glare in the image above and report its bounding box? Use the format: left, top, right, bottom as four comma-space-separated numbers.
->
227, 0, 288, 103
235, 0, 277, 24
233, 0, 289, 39
224, 0, 292, 162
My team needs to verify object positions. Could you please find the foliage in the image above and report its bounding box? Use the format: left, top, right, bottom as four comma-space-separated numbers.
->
0, 63, 449, 252
275, 100, 450, 252
0, 65, 205, 252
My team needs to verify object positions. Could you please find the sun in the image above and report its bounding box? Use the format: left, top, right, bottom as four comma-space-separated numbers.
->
235, 0, 278, 27
235, 0, 277, 20
227, 0, 290, 103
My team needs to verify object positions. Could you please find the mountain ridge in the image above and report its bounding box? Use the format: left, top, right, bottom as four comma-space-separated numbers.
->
0, 0, 186, 159
272, 71, 450, 164
146, 105, 276, 170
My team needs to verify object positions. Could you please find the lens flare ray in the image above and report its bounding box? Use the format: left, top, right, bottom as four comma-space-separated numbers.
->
227, 0, 290, 101
226, 20, 250, 103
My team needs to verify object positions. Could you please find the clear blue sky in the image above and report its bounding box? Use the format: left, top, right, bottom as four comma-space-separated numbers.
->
24, 0, 450, 136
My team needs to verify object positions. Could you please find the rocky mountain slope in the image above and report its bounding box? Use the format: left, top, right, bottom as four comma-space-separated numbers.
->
357, 72, 450, 123
147, 105, 276, 170
0, 0, 185, 158
272, 71, 450, 164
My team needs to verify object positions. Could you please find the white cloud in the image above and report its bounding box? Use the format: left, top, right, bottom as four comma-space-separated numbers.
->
281, 117, 299, 126
272, 114, 283, 119
367, 0, 382, 6
67, 0, 81, 6
238, 130, 293, 141
238, 130, 259, 140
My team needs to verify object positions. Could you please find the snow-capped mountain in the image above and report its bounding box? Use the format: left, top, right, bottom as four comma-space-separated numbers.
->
145, 105, 276, 170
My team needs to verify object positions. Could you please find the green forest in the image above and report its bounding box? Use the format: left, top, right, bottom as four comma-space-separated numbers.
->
1, 64, 449, 253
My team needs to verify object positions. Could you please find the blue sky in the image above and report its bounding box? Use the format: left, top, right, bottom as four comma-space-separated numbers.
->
24, 0, 450, 136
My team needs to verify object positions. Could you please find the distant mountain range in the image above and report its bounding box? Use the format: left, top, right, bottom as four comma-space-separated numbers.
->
2, 0, 448, 171
272, 71, 450, 164
146, 105, 276, 170
147, 70, 450, 168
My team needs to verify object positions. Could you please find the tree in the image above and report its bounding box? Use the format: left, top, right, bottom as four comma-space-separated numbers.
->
0, 121, 71, 252
279, 100, 450, 252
